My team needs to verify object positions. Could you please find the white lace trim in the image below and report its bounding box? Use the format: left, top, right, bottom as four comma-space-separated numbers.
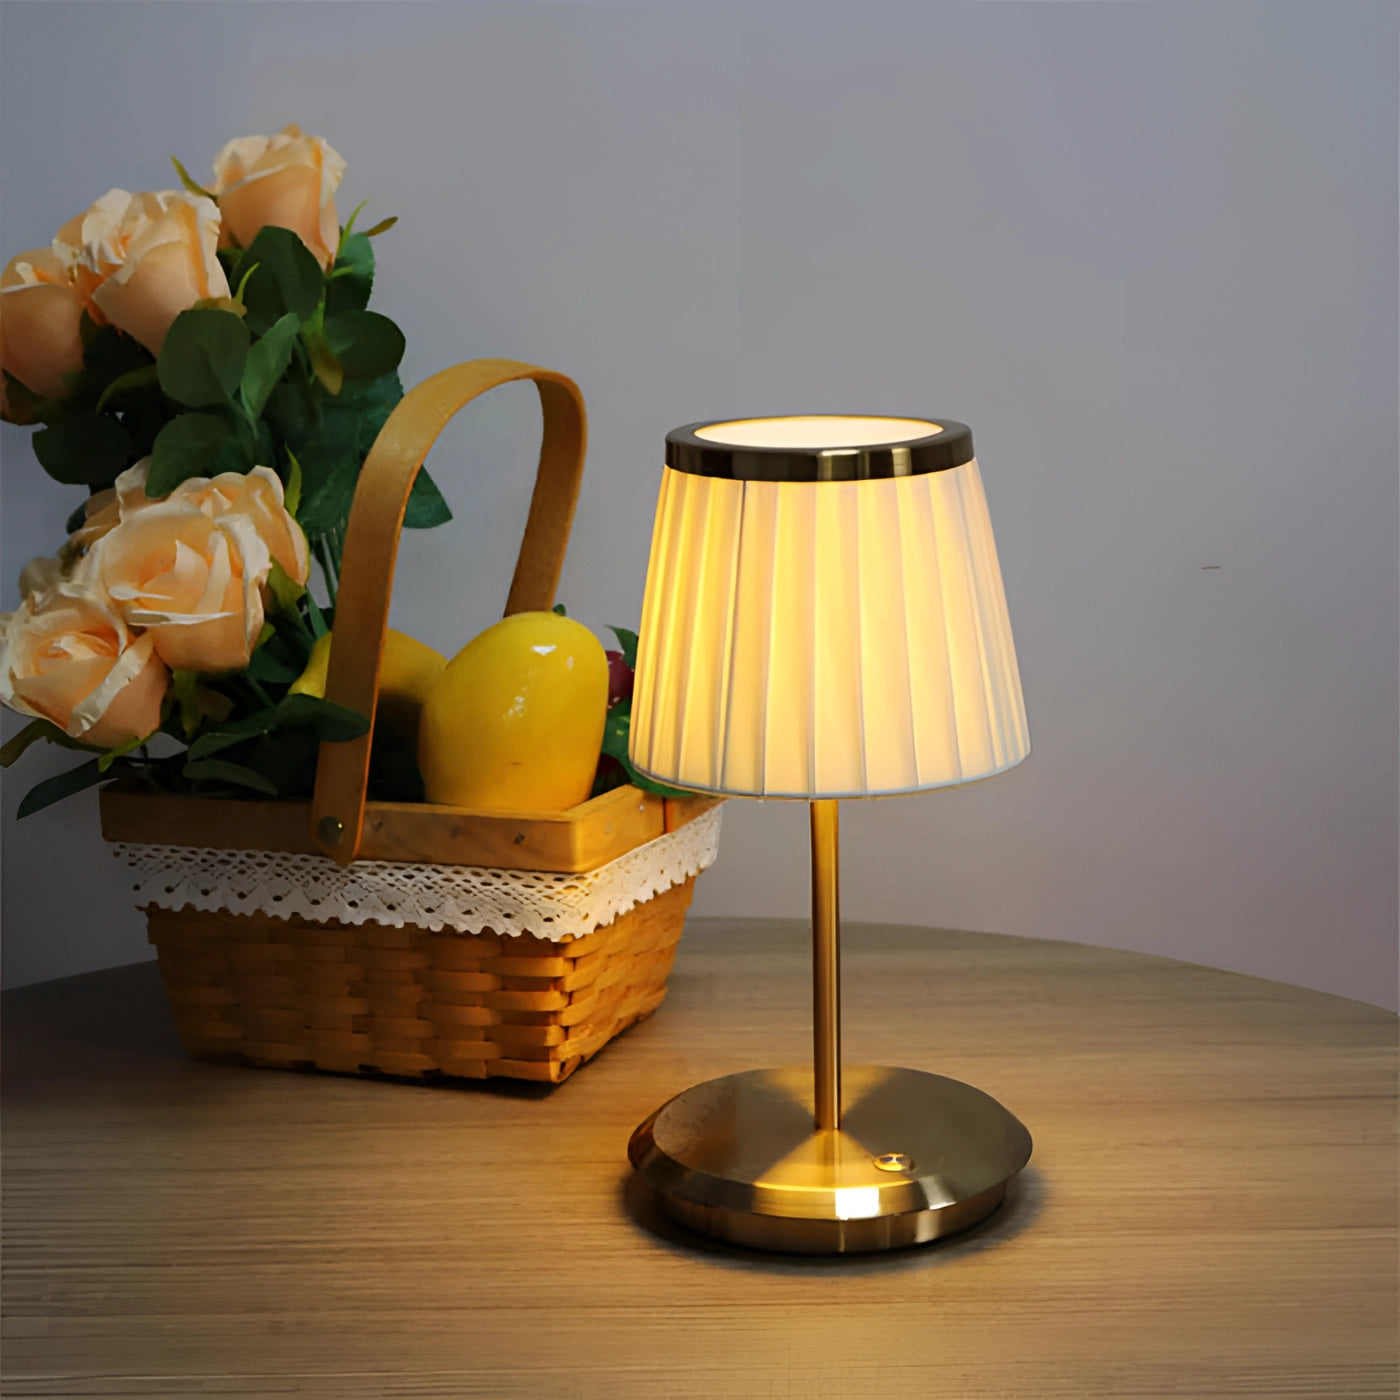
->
113, 804, 722, 940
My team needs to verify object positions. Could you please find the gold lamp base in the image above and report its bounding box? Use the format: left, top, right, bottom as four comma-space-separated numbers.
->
628, 1064, 1032, 1254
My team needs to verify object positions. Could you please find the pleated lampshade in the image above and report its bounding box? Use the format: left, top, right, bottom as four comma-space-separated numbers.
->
630, 415, 1030, 798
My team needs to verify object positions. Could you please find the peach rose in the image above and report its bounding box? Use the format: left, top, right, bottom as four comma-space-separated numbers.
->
0, 248, 87, 400
82, 458, 308, 581
171, 465, 309, 585
212, 125, 346, 268
91, 496, 271, 673
54, 189, 230, 355
64, 462, 164, 559
0, 582, 169, 749
85, 457, 307, 672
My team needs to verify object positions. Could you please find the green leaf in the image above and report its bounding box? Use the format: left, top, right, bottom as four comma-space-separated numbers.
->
147, 413, 238, 496
340, 198, 370, 246
283, 448, 303, 516
362, 215, 398, 238
266, 559, 306, 612
326, 231, 374, 317
239, 312, 299, 420
246, 642, 302, 685
609, 625, 639, 670
170, 154, 215, 199
32, 414, 131, 487
16, 758, 114, 818
301, 306, 343, 396
304, 586, 329, 639
95, 364, 161, 412
323, 311, 405, 382
0, 718, 96, 767
273, 693, 370, 742
181, 757, 279, 796
233, 261, 261, 304
81, 322, 153, 379
158, 309, 250, 408
98, 732, 149, 773
295, 465, 357, 539
404, 469, 453, 529
169, 669, 235, 741
233, 226, 324, 334
600, 699, 696, 798
186, 693, 368, 762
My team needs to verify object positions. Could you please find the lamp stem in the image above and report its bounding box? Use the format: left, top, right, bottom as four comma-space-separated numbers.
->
810, 798, 841, 1131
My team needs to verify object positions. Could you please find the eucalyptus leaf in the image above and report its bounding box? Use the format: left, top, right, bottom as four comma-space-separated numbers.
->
404, 469, 452, 529
323, 311, 405, 381
233, 226, 323, 334
326, 232, 374, 317
158, 309, 250, 407
147, 412, 238, 495
240, 312, 300, 419
33, 414, 131, 487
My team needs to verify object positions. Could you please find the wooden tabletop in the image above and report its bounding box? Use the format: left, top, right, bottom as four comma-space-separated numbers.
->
3, 919, 1396, 1399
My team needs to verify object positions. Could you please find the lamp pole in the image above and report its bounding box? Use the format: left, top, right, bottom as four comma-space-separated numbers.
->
810, 798, 841, 1131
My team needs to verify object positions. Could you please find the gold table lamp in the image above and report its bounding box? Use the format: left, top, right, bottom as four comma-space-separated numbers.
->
627, 414, 1033, 1253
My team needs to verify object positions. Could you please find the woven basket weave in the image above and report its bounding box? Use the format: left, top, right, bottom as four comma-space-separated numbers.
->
145, 878, 694, 1084
101, 359, 714, 1086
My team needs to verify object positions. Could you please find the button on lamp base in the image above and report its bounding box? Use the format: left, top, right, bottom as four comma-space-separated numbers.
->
628, 1064, 1032, 1254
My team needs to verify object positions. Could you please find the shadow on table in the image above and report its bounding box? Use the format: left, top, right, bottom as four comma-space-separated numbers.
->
2, 960, 184, 1063
3, 960, 555, 1100
619, 1164, 1045, 1274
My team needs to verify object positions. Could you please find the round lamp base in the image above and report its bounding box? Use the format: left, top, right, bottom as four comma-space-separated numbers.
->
628, 1065, 1032, 1254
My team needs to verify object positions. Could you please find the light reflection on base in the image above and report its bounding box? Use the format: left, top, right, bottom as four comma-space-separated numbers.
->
628, 1065, 1032, 1254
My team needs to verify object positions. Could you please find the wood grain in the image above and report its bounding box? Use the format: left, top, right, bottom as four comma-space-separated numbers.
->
99, 784, 721, 873
3, 922, 1395, 1399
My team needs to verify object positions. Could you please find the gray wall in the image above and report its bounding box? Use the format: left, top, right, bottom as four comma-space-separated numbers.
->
2, 0, 1395, 1008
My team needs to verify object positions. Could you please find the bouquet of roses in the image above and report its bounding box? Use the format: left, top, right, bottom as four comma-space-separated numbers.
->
0, 125, 453, 815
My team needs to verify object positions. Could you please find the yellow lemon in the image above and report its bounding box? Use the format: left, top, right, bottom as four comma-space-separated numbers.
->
418, 611, 608, 811
290, 629, 446, 744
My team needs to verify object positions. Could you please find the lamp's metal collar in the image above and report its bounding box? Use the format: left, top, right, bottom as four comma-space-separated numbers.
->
665, 415, 974, 482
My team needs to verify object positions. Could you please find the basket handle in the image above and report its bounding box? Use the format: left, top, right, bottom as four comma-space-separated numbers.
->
310, 358, 588, 865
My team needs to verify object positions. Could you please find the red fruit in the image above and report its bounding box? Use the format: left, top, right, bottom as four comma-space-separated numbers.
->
605, 650, 634, 707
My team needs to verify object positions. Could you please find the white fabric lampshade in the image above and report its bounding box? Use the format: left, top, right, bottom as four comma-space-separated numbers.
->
629, 416, 1030, 799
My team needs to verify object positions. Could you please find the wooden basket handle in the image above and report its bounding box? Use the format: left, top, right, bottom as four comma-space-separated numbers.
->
310, 359, 587, 864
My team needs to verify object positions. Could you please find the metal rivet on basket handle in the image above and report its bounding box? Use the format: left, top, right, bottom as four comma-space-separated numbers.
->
310, 359, 588, 865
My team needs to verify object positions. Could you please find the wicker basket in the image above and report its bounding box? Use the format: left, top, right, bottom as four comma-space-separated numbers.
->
99, 359, 717, 1085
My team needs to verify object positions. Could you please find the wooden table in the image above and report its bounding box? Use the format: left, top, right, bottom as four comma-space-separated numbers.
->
3, 919, 1396, 1398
